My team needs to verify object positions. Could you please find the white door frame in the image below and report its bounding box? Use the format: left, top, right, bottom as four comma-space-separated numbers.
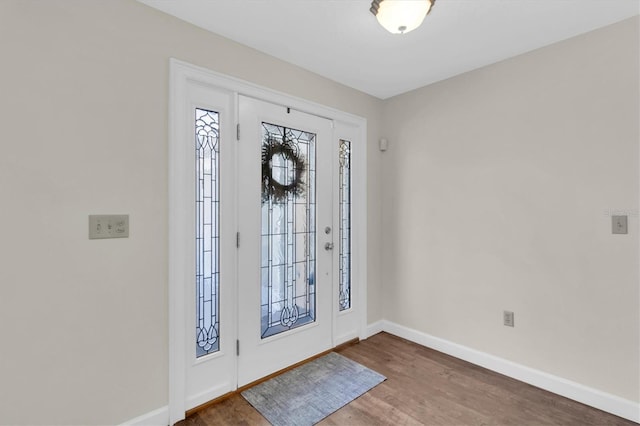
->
168, 58, 367, 424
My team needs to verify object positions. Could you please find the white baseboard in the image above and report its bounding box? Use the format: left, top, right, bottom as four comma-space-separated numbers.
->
381, 320, 640, 424
364, 320, 385, 338
120, 405, 169, 426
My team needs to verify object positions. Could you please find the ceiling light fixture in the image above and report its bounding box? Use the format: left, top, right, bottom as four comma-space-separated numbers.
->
370, 0, 436, 35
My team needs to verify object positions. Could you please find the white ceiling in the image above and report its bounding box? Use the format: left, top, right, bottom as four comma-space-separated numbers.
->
138, 0, 639, 99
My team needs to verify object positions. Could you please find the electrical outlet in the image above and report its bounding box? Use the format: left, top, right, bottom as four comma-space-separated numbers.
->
503, 311, 514, 327
612, 215, 628, 234
89, 215, 129, 239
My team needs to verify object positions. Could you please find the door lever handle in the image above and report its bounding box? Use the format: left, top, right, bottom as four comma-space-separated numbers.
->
324, 242, 334, 251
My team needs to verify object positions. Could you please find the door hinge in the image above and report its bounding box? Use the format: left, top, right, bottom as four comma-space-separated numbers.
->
236, 339, 240, 356
236, 232, 240, 248
236, 123, 240, 141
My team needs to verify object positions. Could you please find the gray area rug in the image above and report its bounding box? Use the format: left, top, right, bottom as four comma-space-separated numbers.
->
241, 352, 386, 426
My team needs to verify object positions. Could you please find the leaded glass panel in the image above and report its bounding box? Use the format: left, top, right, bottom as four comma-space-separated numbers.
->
261, 122, 316, 338
195, 108, 220, 357
339, 140, 352, 311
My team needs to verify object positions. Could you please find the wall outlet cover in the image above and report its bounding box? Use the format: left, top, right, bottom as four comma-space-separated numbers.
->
612, 215, 628, 234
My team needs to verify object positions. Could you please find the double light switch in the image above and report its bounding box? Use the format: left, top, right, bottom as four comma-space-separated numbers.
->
89, 215, 129, 239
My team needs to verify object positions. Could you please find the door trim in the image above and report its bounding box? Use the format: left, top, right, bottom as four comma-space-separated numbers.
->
168, 58, 368, 425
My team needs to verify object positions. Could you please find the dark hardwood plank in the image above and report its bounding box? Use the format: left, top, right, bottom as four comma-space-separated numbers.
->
178, 332, 636, 426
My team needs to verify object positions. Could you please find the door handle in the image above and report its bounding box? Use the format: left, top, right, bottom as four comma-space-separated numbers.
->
324, 242, 334, 251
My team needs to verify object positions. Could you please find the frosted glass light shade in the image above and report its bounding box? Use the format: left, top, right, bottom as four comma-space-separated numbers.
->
375, 0, 433, 34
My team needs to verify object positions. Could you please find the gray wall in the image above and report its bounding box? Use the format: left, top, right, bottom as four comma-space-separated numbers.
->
382, 16, 639, 402
0, 1, 384, 424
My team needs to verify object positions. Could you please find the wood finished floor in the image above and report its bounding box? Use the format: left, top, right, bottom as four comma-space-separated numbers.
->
179, 332, 635, 426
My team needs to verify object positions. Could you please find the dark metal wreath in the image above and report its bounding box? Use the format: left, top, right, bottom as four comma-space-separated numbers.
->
261, 137, 306, 203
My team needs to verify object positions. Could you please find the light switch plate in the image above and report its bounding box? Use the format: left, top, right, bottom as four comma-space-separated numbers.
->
612, 215, 628, 234
89, 215, 129, 239
503, 311, 514, 327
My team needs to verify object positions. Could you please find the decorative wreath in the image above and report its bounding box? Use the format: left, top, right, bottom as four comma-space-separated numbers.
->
261, 137, 306, 203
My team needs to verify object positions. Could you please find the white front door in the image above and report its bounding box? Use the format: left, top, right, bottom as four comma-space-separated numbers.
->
236, 96, 334, 386
169, 59, 366, 425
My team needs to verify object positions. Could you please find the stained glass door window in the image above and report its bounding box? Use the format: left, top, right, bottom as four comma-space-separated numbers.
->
260, 122, 316, 338
195, 108, 220, 357
338, 140, 352, 311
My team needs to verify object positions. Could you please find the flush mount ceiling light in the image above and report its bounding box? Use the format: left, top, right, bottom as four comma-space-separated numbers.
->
370, 0, 436, 35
